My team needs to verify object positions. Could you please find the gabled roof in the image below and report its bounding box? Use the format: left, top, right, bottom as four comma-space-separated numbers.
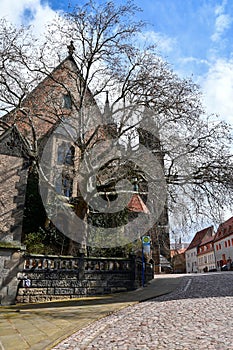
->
2, 54, 100, 142
197, 234, 215, 256
170, 248, 186, 257
199, 234, 215, 246
186, 225, 214, 251
2, 55, 77, 117
214, 216, 233, 242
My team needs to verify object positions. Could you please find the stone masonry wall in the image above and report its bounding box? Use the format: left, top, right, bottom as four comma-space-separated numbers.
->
0, 155, 28, 243
0, 248, 25, 305
16, 255, 153, 303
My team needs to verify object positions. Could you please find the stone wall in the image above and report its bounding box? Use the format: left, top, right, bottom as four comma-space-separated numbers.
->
0, 247, 25, 305
0, 126, 29, 305
0, 126, 29, 244
16, 255, 153, 303
0, 155, 28, 243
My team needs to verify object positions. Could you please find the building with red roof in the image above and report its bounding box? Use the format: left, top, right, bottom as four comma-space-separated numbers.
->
214, 216, 233, 270
185, 226, 214, 273
197, 233, 216, 273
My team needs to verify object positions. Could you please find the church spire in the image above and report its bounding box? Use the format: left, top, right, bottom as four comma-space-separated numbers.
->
103, 91, 112, 124
103, 91, 117, 137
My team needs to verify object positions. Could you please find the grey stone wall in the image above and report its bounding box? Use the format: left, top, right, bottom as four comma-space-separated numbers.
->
16, 255, 153, 303
0, 247, 25, 305
0, 155, 28, 243
0, 127, 29, 305
0, 126, 29, 243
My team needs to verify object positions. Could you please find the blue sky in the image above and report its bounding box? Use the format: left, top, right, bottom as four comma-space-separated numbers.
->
40, 0, 233, 77
138, 0, 233, 77
1, 0, 233, 123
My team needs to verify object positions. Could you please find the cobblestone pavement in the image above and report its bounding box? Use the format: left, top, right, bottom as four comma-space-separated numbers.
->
52, 272, 233, 350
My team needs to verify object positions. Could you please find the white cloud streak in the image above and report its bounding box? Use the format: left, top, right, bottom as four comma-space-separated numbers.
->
215, 0, 228, 15
201, 59, 233, 124
211, 0, 232, 42
138, 31, 177, 54
211, 14, 232, 42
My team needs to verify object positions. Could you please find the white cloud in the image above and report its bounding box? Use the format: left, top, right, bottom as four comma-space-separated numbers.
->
215, 0, 228, 15
211, 14, 232, 42
211, 0, 232, 42
179, 56, 210, 66
201, 59, 233, 124
0, 0, 58, 37
139, 31, 177, 54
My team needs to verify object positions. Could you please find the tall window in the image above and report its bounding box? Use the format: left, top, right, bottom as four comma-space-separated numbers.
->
64, 146, 75, 165
55, 173, 73, 197
57, 143, 65, 164
57, 143, 75, 166
62, 174, 73, 197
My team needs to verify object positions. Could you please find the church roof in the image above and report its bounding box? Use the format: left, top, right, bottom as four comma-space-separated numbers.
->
2, 53, 99, 143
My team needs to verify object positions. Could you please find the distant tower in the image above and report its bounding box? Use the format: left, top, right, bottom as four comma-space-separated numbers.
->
103, 91, 111, 122
102, 91, 117, 138
137, 123, 170, 272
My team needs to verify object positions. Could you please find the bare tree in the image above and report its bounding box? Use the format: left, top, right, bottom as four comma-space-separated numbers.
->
0, 0, 233, 246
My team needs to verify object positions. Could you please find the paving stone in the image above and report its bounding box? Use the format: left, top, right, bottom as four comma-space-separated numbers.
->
53, 272, 233, 350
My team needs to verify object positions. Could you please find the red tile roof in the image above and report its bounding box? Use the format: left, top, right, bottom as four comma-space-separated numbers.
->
214, 216, 233, 242
197, 238, 214, 255
170, 248, 186, 257
186, 225, 214, 250
127, 194, 150, 214
199, 235, 214, 246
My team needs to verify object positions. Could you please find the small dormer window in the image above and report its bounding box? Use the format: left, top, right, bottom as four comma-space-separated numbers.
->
63, 94, 72, 109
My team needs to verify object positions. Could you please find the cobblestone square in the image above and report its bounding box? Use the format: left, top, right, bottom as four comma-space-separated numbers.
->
53, 272, 233, 350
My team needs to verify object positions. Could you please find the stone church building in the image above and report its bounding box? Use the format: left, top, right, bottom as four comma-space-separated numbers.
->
0, 48, 170, 303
